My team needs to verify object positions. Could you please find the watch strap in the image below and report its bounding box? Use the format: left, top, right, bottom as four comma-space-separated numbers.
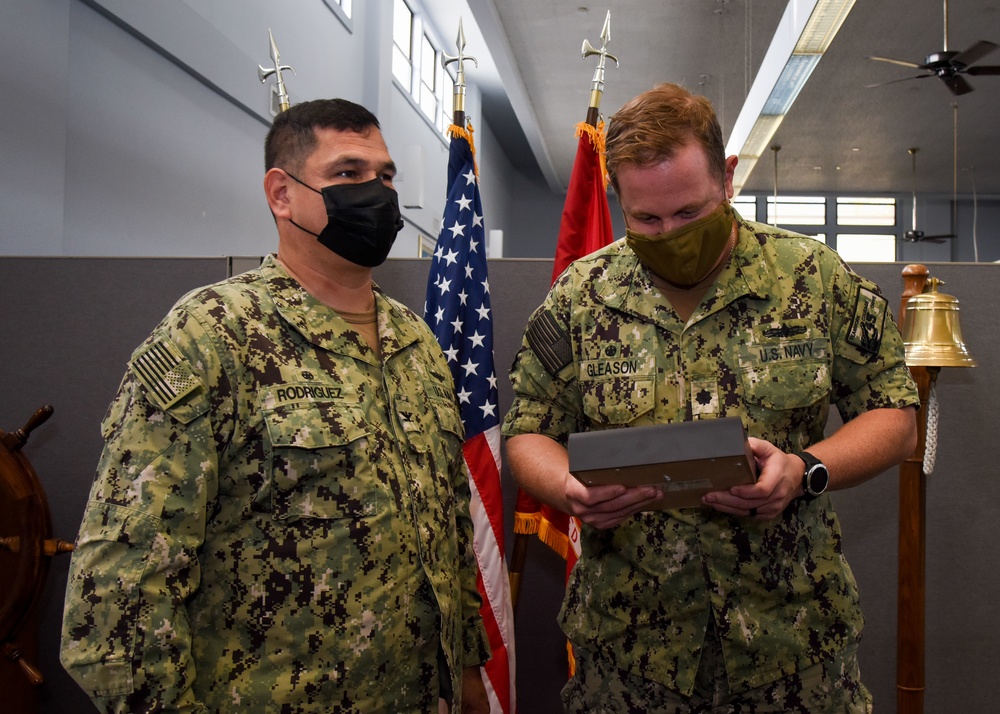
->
795, 450, 822, 472
794, 450, 826, 500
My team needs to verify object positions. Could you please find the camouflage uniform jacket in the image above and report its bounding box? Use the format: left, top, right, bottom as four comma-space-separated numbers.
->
502, 217, 919, 695
61, 255, 491, 713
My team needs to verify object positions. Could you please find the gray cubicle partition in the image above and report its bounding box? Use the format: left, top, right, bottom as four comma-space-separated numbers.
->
2, 256, 996, 713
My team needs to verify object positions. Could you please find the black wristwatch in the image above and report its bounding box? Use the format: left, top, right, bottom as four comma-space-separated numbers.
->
795, 451, 829, 500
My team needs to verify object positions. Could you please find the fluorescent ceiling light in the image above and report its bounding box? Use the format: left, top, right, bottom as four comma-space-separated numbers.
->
796, 0, 857, 53
726, 0, 857, 194
763, 55, 822, 115
741, 115, 786, 162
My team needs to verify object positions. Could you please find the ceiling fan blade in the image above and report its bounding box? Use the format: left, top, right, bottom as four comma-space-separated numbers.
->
866, 74, 931, 89
943, 73, 974, 95
951, 40, 999, 68
966, 65, 1000, 75
901, 230, 955, 243
868, 55, 922, 68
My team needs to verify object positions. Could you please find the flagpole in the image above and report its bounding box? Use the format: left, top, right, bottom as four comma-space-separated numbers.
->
508, 10, 617, 615
257, 29, 295, 114
582, 10, 618, 128
442, 18, 477, 130
432, 24, 516, 713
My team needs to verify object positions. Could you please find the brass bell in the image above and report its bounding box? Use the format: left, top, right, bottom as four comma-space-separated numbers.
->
901, 278, 976, 368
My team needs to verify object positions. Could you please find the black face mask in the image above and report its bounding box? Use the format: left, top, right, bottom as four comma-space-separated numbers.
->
287, 174, 404, 267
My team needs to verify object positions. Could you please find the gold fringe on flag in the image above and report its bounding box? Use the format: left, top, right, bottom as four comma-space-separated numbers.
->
575, 120, 609, 189
513, 511, 573, 558
513, 510, 541, 535
567, 640, 578, 677
537, 518, 571, 559
447, 121, 480, 177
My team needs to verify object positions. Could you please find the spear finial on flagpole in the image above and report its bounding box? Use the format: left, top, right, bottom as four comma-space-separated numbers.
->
581, 10, 618, 127
442, 18, 478, 128
258, 28, 296, 114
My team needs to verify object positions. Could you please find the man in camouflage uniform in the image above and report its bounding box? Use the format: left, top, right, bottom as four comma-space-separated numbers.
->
60, 99, 491, 713
502, 84, 918, 712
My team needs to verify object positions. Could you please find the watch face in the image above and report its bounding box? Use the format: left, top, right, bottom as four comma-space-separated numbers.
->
807, 464, 829, 495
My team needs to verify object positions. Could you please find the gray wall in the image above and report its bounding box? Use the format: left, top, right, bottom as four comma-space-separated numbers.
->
3, 0, 998, 265
3, 256, 996, 713
1, 257, 233, 713
0, 0, 569, 262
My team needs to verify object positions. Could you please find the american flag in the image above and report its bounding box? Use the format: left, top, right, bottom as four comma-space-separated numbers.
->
424, 125, 515, 714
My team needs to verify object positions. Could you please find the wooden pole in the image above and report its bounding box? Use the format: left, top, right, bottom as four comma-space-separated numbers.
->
897, 264, 932, 714
508, 530, 529, 613
507, 98, 601, 616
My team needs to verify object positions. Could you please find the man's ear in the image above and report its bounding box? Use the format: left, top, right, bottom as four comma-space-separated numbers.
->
264, 168, 292, 219
723, 155, 739, 199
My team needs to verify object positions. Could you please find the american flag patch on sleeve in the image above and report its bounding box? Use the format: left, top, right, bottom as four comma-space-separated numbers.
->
526, 310, 573, 376
130, 338, 202, 410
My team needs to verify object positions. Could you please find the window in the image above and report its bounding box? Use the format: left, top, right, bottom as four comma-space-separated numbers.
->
732, 196, 756, 223
767, 196, 825, 225
327, 0, 351, 18
419, 34, 437, 121
837, 197, 896, 226
836, 234, 897, 263
438, 70, 455, 134
392, 0, 459, 137
740, 194, 900, 261
322, 0, 352, 28
392, 0, 413, 91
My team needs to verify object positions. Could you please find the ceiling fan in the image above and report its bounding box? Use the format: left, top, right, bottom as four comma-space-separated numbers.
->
903, 148, 955, 242
868, 0, 1000, 95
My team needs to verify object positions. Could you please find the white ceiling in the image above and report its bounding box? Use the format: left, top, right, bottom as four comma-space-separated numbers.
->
443, 0, 1000, 198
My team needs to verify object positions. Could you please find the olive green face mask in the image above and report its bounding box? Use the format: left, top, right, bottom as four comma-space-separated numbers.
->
625, 202, 735, 288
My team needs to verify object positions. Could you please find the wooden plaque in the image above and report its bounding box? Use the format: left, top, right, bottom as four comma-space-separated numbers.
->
568, 417, 757, 510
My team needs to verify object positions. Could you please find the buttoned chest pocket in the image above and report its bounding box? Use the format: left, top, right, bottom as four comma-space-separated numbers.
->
400, 396, 464, 455
397, 396, 464, 519
580, 376, 655, 426
263, 404, 385, 522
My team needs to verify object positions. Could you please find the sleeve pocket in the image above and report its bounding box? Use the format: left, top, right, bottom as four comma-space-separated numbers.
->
61, 502, 159, 697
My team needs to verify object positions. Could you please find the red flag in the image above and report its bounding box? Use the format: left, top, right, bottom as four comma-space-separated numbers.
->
551, 122, 616, 282
424, 123, 515, 714
512, 122, 615, 673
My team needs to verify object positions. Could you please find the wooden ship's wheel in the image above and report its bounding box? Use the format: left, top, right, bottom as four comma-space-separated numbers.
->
0, 406, 74, 690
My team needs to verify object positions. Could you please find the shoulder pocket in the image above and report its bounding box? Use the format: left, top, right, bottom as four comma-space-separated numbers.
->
129, 338, 206, 421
